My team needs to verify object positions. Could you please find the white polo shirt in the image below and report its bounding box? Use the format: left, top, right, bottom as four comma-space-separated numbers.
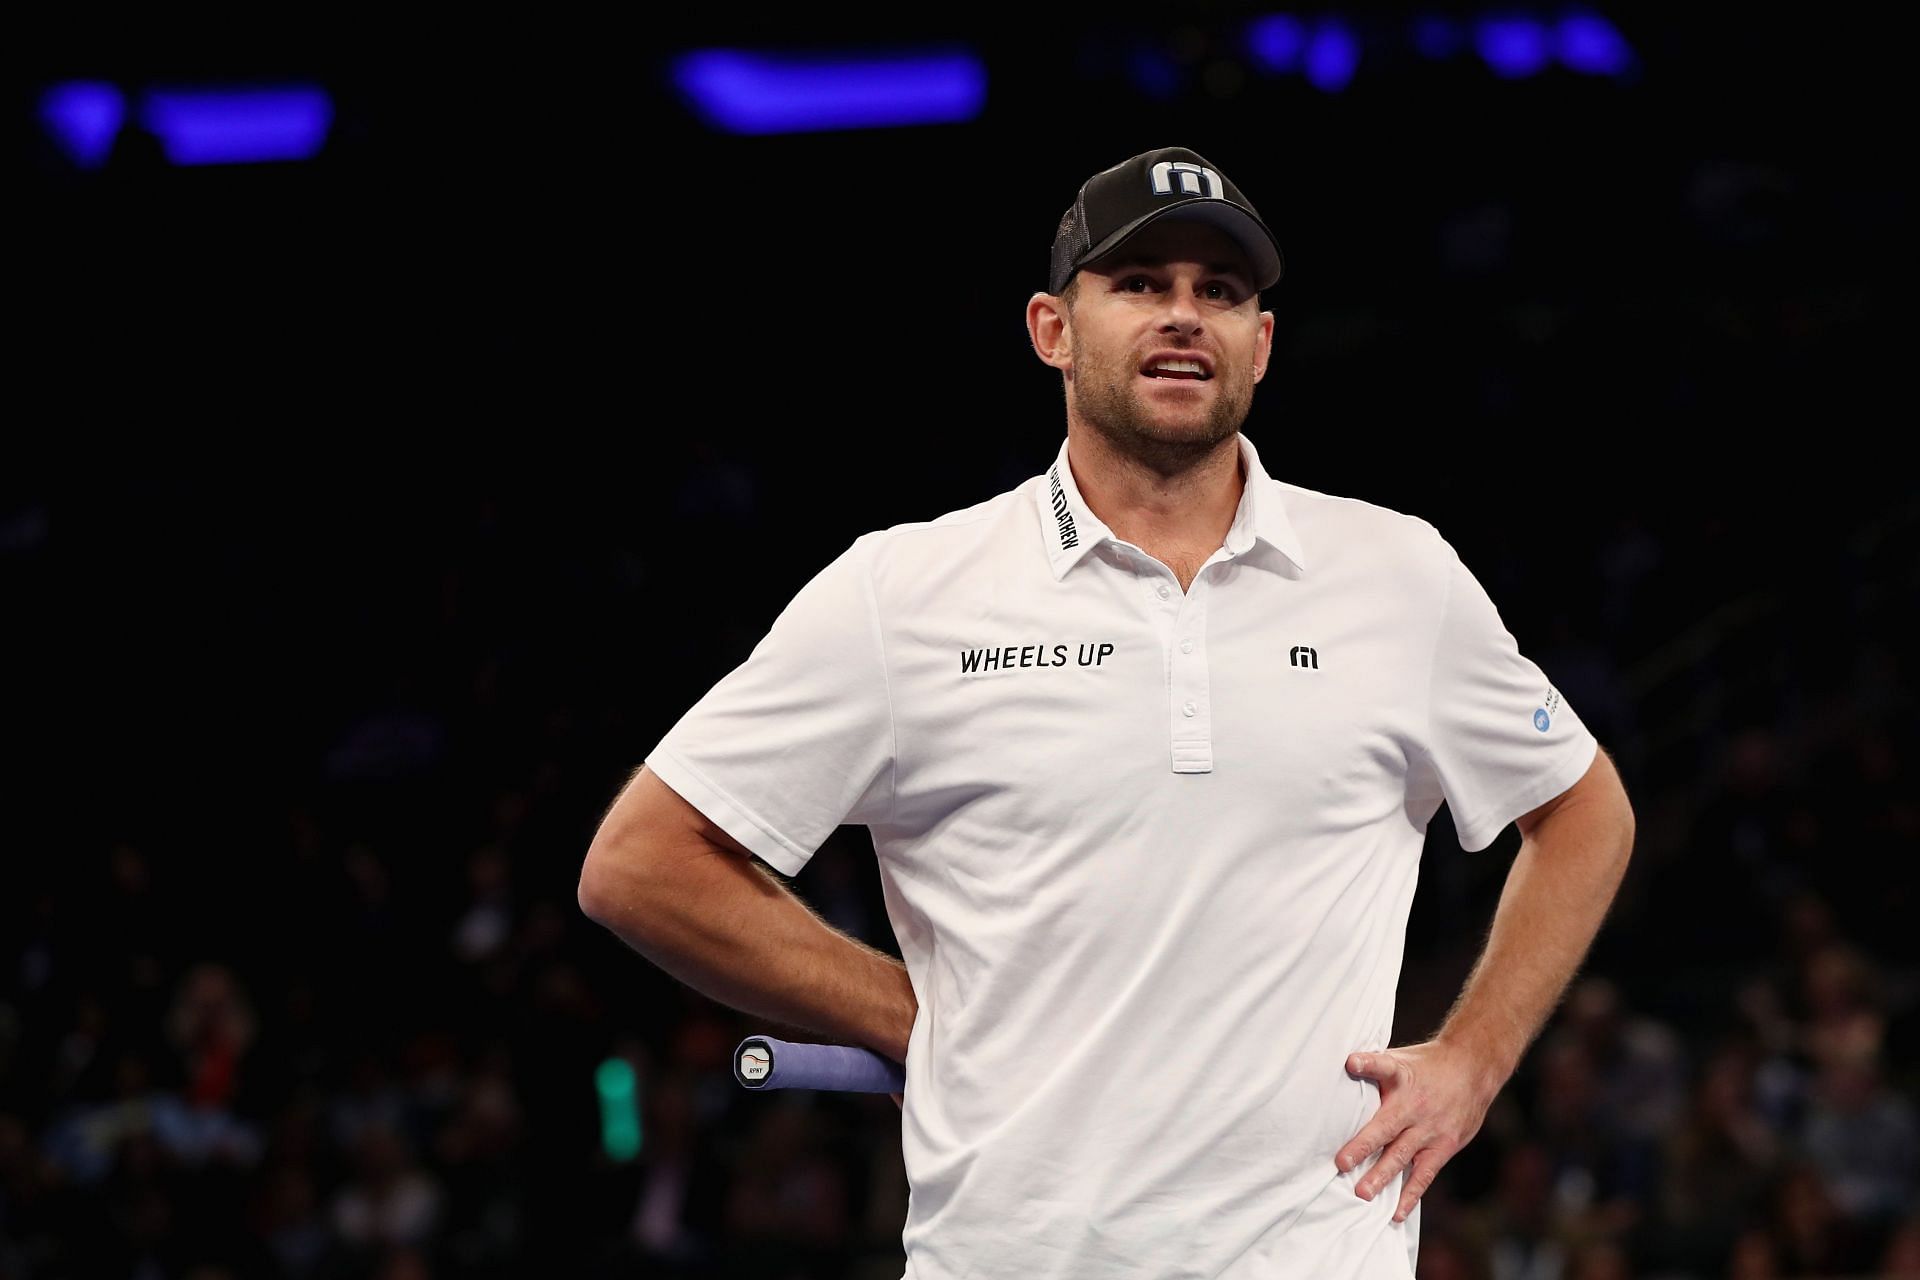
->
644, 431, 1598, 1279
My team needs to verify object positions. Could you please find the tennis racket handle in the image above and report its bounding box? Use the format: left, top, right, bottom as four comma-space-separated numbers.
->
733, 1036, 905, 1093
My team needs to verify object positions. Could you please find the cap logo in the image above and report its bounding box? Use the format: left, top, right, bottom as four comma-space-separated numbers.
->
1150, 161, 1222, 199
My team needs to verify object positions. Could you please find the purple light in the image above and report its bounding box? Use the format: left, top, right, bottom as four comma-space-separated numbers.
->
671, 48, 986, 135
1475, 16, 1553, 78
39, 81, 125, 169
139, 86, 333, 164
1247, 15, 1309, 73
1305, 20, 1361, 92
1557, 11, 1634, 76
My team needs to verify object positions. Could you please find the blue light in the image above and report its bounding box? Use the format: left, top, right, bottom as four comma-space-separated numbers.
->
1247, 15, 1309, 73
1475, 16, 1553, 78
1305, 21, 1361, 92
671, 49, 986, 135
39, 81, 125, 169
1127, 47, 1183, 100
139, 86, 333, 165
1410, 17, 1467, 60
1557, 11, 1634, 76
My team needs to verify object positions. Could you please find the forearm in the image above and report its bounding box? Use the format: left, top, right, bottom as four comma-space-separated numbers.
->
584, 849, 918, 1063
1435, 795, 1634, 1094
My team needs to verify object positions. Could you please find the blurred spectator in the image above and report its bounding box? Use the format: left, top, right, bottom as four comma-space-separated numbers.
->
373, 1243, 435, 1280
1563, 1238, 1630, 1280
1524, 1039, 1642, 1240
331, 1052, 413, 1156
1798, 941, 1888, 1073
1556, 977, 1689, 1149
42, 1044, 261, 1187
630, 1067, 723, 1272
1416, 1228, 1489, 1280
1470, 1141, 1569, 1280
166, 964, 257, 1115
331, 1123, 444, 1251
723, 1098, 851, 1276
1726, 1226, 1781, 1280
1649, 1038, 1780, 1271
432, 1046, 524, 1271
252, 1162, 331, 1277
1796, 1034, 1917, 1223
1766, 1160, 1879, 1277
1880, 1215, 1920, 1279
451, 846, 514, 965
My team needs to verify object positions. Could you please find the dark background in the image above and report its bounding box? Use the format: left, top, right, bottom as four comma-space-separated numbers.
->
7, 8, 1916, 1279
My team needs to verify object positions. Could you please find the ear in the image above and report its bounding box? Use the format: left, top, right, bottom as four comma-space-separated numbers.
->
1027, 291, 1073, 373
1252, 308, 1275, 382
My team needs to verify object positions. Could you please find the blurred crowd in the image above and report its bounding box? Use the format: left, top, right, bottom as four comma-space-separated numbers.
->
1, 841, 1915, 1278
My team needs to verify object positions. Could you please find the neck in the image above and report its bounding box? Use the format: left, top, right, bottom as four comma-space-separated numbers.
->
1063, 422, 1244, 554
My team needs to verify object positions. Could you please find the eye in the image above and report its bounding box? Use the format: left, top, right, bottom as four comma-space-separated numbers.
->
1122, 275, 1153, 293
1204, 282, 1237, 301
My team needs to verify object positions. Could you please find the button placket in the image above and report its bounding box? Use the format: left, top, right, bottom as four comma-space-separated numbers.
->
1169, 573, 1214, 773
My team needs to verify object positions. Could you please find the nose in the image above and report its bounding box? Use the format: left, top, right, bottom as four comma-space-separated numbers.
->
1158, 282, 1204, 339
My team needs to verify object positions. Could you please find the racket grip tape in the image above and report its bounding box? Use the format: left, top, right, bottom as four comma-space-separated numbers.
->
733, 1036, 905, 1093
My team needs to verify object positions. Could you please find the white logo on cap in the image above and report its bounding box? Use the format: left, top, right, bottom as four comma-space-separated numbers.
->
739, 1046, 771, 1080
1150, 161, 1222, 199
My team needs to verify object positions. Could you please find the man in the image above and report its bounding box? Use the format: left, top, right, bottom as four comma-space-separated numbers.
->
579, 146, 1635, 1278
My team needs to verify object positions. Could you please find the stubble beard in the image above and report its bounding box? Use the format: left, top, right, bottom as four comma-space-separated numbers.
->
1067, 332, 1254, 474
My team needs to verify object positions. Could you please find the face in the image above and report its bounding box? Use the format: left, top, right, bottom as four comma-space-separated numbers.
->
1030, 219, 1274, 468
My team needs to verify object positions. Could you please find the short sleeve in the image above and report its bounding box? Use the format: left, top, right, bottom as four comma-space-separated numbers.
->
644, 534, 894, 876
1417, 530, 1598, 852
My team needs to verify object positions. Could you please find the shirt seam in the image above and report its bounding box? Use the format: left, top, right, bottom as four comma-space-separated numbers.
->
858, 535, 900, 826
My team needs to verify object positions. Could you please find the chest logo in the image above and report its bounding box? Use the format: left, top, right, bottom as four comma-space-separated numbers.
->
1290, 645, 1319, 670
962, 642, 1113, 673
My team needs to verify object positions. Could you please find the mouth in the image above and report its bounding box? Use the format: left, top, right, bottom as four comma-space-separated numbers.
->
1138, 353, 1214, 383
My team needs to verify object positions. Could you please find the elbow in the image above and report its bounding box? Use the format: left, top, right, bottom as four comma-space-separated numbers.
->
578, 836, 642, 927
579, 782, 665, 924
1608, 767, 1637, 859
580, 764, 726, 926
1594, 745, 1637, 860
576, 845, 611, 923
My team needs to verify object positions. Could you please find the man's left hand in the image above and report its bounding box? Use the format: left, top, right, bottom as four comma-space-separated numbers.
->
1335, 1039, 1501, 1224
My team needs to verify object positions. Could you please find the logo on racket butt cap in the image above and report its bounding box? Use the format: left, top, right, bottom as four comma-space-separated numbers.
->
737, 1042, 772, 1084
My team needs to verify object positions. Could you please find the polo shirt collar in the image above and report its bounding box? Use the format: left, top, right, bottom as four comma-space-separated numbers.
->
1037, 439, 1114, 579
1036, 432, 1309, 580
1223, 432, 1309, 574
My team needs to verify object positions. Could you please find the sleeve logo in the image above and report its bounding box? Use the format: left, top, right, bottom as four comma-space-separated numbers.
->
1534, 686, 1562, 732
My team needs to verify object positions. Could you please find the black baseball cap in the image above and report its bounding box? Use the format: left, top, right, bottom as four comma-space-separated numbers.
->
1048, 146, 1284, 296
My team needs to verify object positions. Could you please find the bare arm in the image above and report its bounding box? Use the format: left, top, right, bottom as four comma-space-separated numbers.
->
578, 764, 918, 1063
1336, 746, 1636, 1220
1434, 745, 1637, 1091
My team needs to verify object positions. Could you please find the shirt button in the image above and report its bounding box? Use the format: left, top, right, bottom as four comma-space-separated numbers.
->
1156, 584, 1171, 600
1182, 700, 1197, 717
1180, 639, 1194, 654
